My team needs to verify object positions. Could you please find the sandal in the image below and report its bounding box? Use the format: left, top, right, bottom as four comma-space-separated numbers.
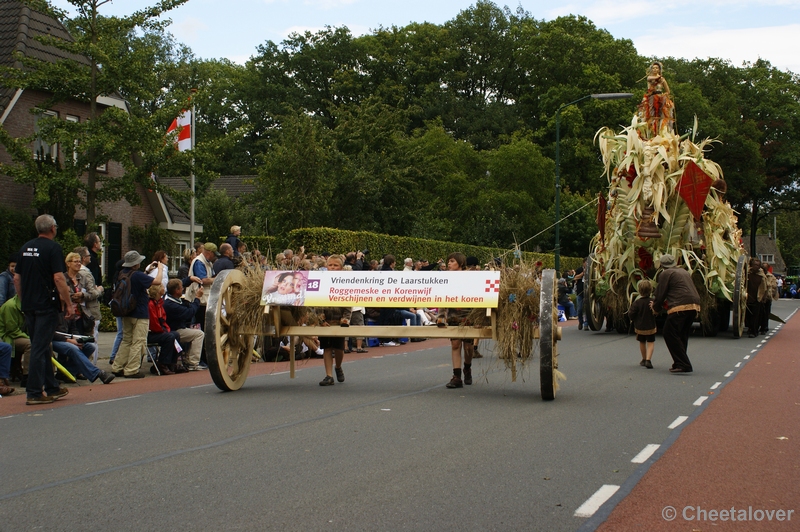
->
356, 348, 368, 353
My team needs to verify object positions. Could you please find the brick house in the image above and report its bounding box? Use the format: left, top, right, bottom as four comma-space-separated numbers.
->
0, 1, 201, 279
742, 235, 787, 275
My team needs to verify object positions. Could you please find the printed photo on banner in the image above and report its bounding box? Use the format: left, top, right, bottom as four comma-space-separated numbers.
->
261, 270, 308, 306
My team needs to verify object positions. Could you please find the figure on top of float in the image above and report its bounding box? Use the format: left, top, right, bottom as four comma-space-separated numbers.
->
638, 61, 675, 138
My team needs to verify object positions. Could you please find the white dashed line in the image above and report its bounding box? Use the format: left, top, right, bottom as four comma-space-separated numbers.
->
631, 444, 660, 464
710, 382, 722, 390
725, 371, 733, 377
668, 416, 688, 429
735, 362, 742, 368
693, 396, 708, 406
744, 355, 750, 359
574, 485, 620, 518
751, 349, 758, 353
86, 395, 141, 405
190, 383, 215, 389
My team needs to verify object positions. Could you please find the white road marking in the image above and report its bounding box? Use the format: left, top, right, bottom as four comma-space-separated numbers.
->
744, 355, 750, 359
725, 371, 734, 377
190, 384, 215, 389
710, 382, 722, 390
574, 484, 620, 518
735, 362, 742, 368
751, 349, 758, 353
86, 395, 141, 405
668, 416, 688, 429
693, 396, 708, 406
631, 444, 660, 463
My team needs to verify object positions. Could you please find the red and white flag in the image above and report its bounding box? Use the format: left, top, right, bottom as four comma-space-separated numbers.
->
167, 110, 192, 152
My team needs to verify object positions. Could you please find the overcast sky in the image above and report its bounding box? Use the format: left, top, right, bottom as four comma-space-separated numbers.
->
52, 0, 800, 74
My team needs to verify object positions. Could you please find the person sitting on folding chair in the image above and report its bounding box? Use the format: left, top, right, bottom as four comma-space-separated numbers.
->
146, 284, 182, 375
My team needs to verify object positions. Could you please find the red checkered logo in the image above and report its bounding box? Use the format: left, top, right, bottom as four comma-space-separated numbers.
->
485, 279, 500, 293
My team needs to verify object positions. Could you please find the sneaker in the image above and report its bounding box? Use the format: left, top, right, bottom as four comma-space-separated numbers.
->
445, 376, 463, 389
198, 362, 209, 369
319, 375, 335, 386
124, 372, 145, 379
49, 387, 69, 400
640, 359, 646, 366
578, 323, 583, 330
98, 370, 116, 384
26, 395, 56, 405
382, 341, 397, 347
645, 360, 653, 369
335, 367, 345, 383
187, 365, 201, 371
112, 371, 124, 377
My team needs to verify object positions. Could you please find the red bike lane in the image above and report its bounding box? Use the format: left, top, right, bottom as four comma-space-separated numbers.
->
591, 311, 800, 531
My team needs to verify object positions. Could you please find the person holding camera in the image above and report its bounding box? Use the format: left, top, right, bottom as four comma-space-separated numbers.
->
52, 307, 115, 385
344, 250, 367, 270
111, 251, 163, 379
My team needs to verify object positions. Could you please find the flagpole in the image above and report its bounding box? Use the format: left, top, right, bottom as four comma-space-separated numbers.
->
190, 88, 197, 246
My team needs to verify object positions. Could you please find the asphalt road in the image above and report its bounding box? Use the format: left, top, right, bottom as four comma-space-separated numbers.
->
2, 300, 798, 531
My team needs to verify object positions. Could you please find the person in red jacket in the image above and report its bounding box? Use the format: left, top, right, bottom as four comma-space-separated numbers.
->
147, 284, 182, 375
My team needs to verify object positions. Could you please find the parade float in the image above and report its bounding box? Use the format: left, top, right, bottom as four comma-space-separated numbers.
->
585, 61, 747, 337
204, 262, 565, 400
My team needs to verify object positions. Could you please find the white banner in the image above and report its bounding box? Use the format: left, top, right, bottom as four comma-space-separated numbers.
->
260, 270, 500, 308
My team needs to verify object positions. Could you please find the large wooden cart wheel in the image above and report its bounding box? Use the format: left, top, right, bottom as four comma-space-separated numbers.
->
539, 269, 562, 401
731, 254, 748, 339
205, 269, 254, 391
585, 254, 605, 331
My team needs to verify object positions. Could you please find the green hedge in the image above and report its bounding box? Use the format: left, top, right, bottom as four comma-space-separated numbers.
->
259, 227, 585, 272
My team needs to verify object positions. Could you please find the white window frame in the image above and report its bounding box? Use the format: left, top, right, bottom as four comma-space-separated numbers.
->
760, 254, 774, 264
171, 242, 189, 276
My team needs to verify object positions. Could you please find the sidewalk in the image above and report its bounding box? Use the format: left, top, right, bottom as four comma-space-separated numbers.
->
0, 333, 450, 415
587, 311, 800, 531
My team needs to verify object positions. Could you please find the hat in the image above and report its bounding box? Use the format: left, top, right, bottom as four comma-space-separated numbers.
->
466, 256, 480, 267
204, 242, 220, 256
122, 250, 146, 267
659, 254, 677, 268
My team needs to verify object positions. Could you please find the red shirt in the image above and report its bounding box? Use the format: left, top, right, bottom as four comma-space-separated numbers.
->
148, 298, 171, 333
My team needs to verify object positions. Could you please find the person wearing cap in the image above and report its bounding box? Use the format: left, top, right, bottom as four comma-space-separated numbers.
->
650, 254, 701, 373
111, 250, 163, 378
184, 243, 218, 365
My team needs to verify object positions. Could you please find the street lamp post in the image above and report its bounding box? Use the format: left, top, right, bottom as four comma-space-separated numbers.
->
554, 93, 633, 273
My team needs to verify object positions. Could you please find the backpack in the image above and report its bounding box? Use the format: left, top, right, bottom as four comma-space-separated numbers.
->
110, 270, 137, 317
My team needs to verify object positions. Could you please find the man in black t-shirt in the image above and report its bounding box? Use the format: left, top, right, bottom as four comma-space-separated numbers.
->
84, 232, 103, 286
14, 215, 74, 405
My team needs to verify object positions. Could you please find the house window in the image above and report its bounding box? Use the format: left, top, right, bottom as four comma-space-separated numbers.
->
760, 254, 774, 264
65, 115, 79, 163
34, 110, 58, 161
171, 242, 188, 275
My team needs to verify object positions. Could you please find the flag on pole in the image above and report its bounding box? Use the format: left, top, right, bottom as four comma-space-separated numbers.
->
167, 110, 192, 152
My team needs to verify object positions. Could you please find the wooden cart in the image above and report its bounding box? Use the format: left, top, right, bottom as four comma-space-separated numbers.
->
204, 269, 564, 400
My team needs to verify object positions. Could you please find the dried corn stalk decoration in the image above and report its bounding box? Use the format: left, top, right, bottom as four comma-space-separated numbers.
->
591, 63, 744, 312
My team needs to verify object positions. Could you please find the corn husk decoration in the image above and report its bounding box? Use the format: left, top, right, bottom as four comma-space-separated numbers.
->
591, 94, 743, 312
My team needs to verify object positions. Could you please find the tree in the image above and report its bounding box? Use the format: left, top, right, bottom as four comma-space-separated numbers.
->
253, 111, 339, 235
0, 0, 189, 226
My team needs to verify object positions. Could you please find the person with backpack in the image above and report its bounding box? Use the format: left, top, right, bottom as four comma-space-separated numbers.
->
110, 250, 163, 378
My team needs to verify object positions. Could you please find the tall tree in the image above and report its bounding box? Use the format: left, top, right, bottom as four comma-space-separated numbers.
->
0, 0, 189, 225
